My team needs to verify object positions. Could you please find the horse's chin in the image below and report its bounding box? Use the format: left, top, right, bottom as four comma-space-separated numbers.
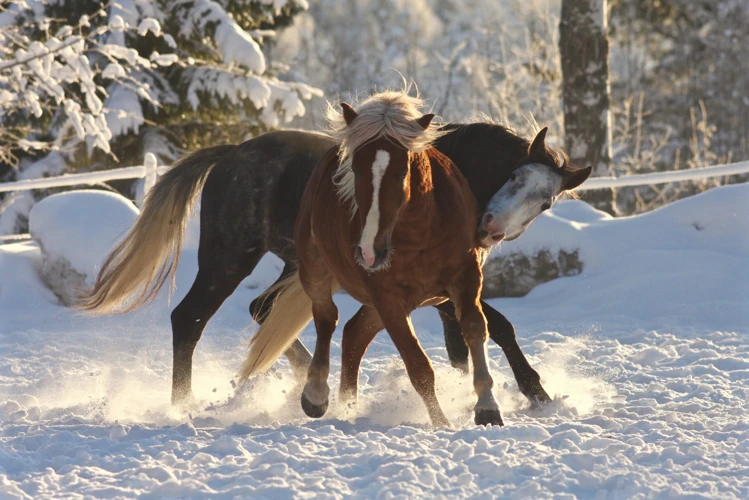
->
504, 229, 525, 241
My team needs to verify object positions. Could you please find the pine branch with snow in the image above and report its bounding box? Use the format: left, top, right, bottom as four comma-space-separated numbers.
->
0, 0, 320, 234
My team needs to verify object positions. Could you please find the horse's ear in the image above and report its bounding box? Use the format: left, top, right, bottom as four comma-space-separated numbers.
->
562, 165, 593, 191
341, 102, 358, 126
416, 113, 435, 130
528, 127, 548, 157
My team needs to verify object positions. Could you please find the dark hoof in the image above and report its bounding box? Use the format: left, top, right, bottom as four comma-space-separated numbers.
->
529, 394, 552, 411
171, 390, 195, 408
301, 393, 328, 418
450, 362, 470, 375
475, 408, 504, 427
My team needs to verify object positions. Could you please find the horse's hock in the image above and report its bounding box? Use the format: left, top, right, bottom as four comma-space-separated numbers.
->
481, 248, 583, 298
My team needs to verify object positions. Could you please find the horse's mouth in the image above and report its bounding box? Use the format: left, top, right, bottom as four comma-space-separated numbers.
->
477, 228, 506, 248
354, 246, 393, 273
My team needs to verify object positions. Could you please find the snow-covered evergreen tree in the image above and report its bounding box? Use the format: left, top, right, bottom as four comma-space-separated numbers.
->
0, 0, 319, 233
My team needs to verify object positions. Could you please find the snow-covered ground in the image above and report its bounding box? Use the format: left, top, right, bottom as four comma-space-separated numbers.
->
1, 184, 748, 498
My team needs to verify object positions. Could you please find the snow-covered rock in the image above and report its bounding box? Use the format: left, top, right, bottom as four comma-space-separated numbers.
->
482, 200, 608, 297
28, 190, 138, 305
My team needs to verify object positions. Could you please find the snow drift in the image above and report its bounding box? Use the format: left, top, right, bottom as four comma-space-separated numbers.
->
27, 190, 139, 304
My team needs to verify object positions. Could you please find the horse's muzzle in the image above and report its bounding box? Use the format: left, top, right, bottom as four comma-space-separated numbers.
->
355, 244, 391, 271
478, 213, 506, 247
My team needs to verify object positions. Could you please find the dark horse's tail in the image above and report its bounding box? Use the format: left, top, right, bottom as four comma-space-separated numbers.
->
77, 145, 235, 314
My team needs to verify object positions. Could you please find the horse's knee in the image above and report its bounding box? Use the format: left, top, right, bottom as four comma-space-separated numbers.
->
461, 314, 488, 344
313, 302, 338, 334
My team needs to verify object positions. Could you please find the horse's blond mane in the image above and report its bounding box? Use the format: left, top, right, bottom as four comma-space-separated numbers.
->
325, 87, 445, 213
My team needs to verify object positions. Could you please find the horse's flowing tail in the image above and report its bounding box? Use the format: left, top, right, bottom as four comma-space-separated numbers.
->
77, 145, 235, 315
238, 272, 313, 381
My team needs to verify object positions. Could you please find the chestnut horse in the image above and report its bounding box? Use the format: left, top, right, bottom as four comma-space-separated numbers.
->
239, 91, 504, 427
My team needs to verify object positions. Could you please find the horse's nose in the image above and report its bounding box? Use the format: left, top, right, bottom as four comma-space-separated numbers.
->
480, 213, 506, 245
357, 245, 376, 268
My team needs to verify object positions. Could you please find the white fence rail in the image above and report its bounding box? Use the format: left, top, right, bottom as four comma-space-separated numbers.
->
576, 160, 749, 191
0, 153, 167, 194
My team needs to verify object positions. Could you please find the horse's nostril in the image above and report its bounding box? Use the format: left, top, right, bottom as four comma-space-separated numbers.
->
492, 233, 505, 242
481, 213, 494, 227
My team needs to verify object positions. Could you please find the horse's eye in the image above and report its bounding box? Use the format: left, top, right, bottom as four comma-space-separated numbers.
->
509, 173, 517, 182
541, 202, 551, 211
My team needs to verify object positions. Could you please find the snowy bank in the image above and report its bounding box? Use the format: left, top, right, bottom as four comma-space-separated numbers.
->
28, 190, 139, 305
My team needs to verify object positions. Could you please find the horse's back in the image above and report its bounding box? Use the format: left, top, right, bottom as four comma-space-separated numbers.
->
199, 130, 337, 260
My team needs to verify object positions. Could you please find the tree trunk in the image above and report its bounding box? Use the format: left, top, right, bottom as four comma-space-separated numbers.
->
560, 0, 615, 214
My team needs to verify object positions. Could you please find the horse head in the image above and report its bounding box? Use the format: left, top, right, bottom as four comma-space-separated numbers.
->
478, 127, 592, 246
340, 102, 435, 271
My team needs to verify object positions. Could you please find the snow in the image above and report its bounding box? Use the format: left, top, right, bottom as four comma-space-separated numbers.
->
0, 183, 748, 498
179, 1, 266, 74
28, 190, 139, 286
105, 84, 145, 138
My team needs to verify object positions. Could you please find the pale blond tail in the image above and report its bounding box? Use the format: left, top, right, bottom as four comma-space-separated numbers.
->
238, 272, 313, 381
77, 145, 235, 314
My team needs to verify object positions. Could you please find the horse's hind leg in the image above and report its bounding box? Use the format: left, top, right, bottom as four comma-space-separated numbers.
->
480, 300, 551, 406
376, 301, 451, 428
435, 300, 552, 407
339, 305, 383, 405
171, 267, 250, 405
171, 242, 264, 405
437, 307, 469, 373
249, 262, 312, 380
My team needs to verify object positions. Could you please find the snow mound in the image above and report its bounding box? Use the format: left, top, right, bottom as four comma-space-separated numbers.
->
28, 190, 138, 304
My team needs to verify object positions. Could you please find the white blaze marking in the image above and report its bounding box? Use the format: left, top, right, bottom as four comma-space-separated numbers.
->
359, 150, 390, 266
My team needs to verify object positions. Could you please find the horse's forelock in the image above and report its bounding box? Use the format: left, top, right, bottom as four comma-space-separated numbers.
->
326, 89, 445, 213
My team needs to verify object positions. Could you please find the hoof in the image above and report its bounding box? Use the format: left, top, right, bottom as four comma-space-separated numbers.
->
171, 390, 195, 408
301, 392, 328, 418
450, 362, 470, 375
520, 379, 552, 407
529, 393, 552, 411
475, 408, 504, 427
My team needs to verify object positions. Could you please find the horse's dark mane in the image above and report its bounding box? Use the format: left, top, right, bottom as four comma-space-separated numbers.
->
438, 122, 567, 171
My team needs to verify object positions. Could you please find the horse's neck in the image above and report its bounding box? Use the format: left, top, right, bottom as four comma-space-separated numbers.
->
436, 124, 529, 208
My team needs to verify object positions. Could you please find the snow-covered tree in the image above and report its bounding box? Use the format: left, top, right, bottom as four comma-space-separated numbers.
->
0, 0, 320, 233
559, 0, 613, 213
277, 0, 564, 132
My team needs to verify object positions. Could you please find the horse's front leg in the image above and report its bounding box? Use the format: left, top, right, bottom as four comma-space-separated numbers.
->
450, 258, 504, 426
299, 271, 339, 419
339, 305, 383, 406
480, 300, 551, 407
373, 298, 451, 428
